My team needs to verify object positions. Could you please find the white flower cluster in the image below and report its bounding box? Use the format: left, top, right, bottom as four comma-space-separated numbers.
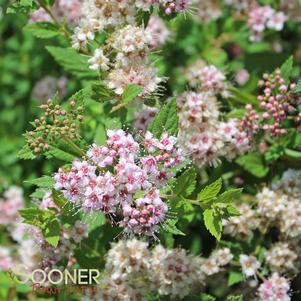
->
256, 187, 301, 238
86, 239, 233, 300
185, 60, 229, 97
265, 242, 298, 273
239, 254, 261, 278
272, 169, 301, 198
86, 24, 163, 98
225, 185, 301, 240
72, 0, 186, 49
200, 247, 233, 276
223, 203, 259, 238
177, 91, 250, 167
224, 179, 301, 280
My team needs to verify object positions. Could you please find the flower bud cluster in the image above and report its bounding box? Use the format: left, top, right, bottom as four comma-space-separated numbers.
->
241, 69, 301, 137
247, 5, 286, 42
177, 91, 250, 167
89, 239, 232, 300
26, 98, 83, 154
54, 129, 184, 236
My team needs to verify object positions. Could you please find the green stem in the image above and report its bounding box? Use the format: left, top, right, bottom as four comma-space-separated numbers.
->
256, 271, 266, 282
161, 194, 208, 210
62, 136, 85, 157
36, 0, 70, 38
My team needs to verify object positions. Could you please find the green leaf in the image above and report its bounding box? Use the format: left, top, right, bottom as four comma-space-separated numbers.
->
236, 153, 269, 178
280, 56, 293, 83
19, 208, 54, 228
51, 189, 67, 208
45, 146, 75, 162
18, 144, 36, 160
200, 293, 216, 301
227, 295, 244, 301
173, 167, 196, 197
23, 22, 60, 39
162, 218, 185, 236
217, 188, 243, 203
46, 46, 97, 78
25, 176, 55, 188
284, 148, 301, 160
30, 189, 46, 199
226, 204, 241, 217
294, 133, 301, 147
43, 218, 60, 247
203, 208, 222, 240
94, 124, 107, 145
83, 212, 106, 232
148, 98, 178, 138
226, 109, 247, 119
198, 178, 222, 202
7, 0, 36, 14
72, 87, 92, 106
91, 83, 114, 102
122, 84, 143, 104
202, 48, 228, 67
228, 271, 244, 286
228, 87, 258, 106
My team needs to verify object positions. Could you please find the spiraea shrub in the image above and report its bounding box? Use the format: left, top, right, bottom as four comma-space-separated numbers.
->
1, 0, 301, 300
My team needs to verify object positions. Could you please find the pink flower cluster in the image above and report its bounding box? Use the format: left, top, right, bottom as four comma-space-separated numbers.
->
30, 0, 82, 26
258, 273, 291, 301
54, 130, 184, 236
248, 5, 286, 42
0, 187, 24, 225
241, 69, 301, 137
